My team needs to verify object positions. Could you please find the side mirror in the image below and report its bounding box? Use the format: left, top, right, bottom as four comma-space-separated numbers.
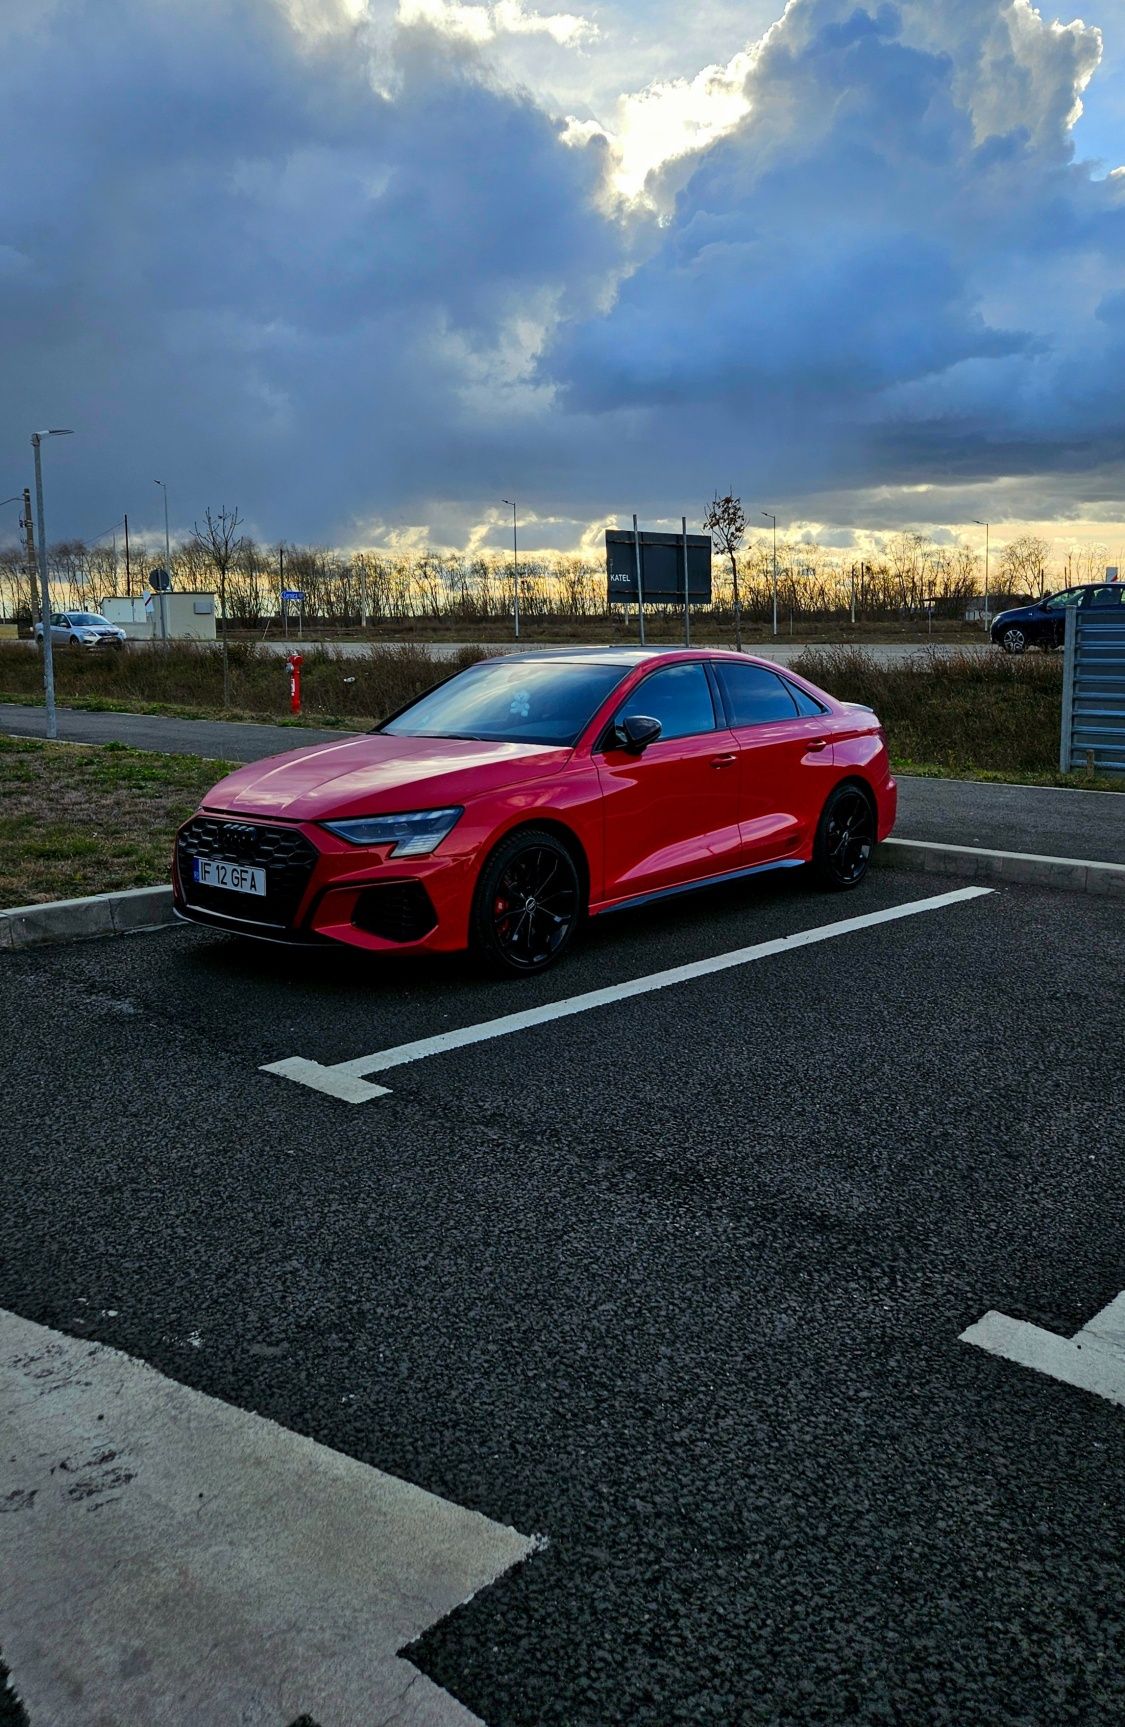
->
615, 714, 662, 754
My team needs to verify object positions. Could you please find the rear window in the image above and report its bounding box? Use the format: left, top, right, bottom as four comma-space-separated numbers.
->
784, 680, 828, 717
715, 662, 799, 726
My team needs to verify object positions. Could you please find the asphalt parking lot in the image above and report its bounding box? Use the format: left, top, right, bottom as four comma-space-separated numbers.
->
2, 863, 1124, 1725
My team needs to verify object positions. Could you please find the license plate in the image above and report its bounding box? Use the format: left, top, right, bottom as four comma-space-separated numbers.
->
192, 858, 266, 896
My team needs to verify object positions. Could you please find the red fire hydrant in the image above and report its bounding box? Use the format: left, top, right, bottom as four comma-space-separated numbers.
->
287, 652, 303, 714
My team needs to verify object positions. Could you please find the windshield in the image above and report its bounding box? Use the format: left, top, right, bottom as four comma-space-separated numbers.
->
381, 658, 631, 746
71, 613, 110, 626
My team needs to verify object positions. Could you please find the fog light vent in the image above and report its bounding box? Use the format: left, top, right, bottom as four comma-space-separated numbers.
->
352, 882, 438, 943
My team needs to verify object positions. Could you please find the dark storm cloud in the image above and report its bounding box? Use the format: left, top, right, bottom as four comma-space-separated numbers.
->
1, 0, 1122, 545
0, 0, 612, 542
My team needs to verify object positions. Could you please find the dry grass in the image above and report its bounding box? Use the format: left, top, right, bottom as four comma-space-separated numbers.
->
787, 646, 1098, 780
0, 736, 230, 906
0, 640, 486, 727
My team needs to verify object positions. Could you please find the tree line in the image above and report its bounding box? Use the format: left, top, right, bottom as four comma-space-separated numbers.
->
0, 517, 1114, 629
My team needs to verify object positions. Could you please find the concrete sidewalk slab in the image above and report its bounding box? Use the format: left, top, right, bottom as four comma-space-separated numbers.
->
0, 1307, 536, 1727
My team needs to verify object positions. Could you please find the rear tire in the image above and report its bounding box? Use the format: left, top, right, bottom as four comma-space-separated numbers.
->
812, 784, 875, 891
471, 827, 582, 974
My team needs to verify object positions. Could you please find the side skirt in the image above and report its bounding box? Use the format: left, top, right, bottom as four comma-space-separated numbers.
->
591, 856, 807, 919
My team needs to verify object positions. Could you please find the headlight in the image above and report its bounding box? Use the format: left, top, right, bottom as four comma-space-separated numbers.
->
321, 806, 463, 857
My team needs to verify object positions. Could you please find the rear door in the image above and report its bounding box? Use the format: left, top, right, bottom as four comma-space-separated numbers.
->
711, 661, 838, 863
595, 661, 741, 901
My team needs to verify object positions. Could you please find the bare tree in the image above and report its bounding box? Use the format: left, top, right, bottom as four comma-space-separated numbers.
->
191, 506, 245, 704
703, 493, 747, 650
999, 534, 1051, 599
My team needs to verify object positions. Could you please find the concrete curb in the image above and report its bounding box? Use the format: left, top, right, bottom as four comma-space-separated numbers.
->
0, 885, 174, 952
877, 838, 1125, 896
2, 836, 1119, 954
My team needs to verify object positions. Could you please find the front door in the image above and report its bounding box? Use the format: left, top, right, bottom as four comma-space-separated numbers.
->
595, 661, 741, 902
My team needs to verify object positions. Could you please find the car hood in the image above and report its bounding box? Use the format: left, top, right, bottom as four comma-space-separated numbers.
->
201, 732, 573, 821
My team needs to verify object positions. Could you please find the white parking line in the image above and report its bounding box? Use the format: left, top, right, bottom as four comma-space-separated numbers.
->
261, 885, 994, 1103
0, 1308, 536, 1727
961, 1292, 1125, 1409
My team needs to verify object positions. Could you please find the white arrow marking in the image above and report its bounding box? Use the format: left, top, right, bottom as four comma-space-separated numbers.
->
961, 1292, 1125, 1408
0, 1308, 538, 1726
261, 886, 994, 1103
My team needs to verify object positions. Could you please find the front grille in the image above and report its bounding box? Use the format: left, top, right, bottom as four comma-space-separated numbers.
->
176, 817, 319, 927
352, 881, 438, 943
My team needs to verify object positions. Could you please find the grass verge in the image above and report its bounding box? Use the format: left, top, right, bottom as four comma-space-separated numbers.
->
0, 640, 486, 727
0, 736, 229, 906
788, 646, 1122, 787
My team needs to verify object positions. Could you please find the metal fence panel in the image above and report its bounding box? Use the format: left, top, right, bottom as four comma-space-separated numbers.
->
1061, 606, 1125, 775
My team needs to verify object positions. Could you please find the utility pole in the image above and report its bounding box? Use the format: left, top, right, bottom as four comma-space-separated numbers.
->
22, 488, 36, 625
502, 500, 520, 639
632, 512, 645, 646
32, 429, 74, 742
155, 479, 171, 642
974, 519, 990, 628
681, 515, 691, 648
763, 512, 778, 636
124, 512, 131, 599
849, 563, 856, 626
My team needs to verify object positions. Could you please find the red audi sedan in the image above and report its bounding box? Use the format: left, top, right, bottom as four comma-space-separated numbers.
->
173, 648, 896, 973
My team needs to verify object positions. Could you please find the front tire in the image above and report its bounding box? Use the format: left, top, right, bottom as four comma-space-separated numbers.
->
812, 784, 875, 891
471, 828, 582, 974
999, 626, 1026, 654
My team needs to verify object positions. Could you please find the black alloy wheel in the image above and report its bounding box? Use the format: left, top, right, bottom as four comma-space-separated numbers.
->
1000, 625, 1027, 654
813, 784, 876, 890
473, 828, 581, 974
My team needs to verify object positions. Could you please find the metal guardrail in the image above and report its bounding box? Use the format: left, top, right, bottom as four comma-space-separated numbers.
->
1061, 606, 1125, 775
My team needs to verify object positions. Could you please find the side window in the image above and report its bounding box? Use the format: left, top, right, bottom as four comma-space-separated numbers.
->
784, 679, 828, 718
613, 663, 717, 742
715, 662, 800, 726
1088, 586, 1125, 608
1045, 589, 1083, 610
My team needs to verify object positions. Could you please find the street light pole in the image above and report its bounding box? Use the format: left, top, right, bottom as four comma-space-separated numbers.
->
155, 479, 171, 642
974, 519, 990, 629
502, 499, 520, 640
762, 512, 778, 636
32, 429, 74, 742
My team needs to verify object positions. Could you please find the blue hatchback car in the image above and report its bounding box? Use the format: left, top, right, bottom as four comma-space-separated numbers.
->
990, 582, 1125, 653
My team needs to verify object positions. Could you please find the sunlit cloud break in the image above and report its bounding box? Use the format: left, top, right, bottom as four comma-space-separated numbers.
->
397, 0, 598, 47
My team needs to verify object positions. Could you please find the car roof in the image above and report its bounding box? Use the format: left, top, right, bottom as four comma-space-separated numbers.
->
498, 646, 769, 668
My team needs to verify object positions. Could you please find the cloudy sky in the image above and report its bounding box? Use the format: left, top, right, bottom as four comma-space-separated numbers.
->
2, 0, 1123, 558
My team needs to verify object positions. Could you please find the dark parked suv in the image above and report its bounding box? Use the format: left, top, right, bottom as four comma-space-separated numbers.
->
990, 582, 1125, 653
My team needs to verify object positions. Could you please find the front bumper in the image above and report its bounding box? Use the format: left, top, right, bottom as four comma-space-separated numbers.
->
172, 812, 477, 953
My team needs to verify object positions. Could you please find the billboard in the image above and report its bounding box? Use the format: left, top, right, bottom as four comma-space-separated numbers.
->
606, 529, 712, 605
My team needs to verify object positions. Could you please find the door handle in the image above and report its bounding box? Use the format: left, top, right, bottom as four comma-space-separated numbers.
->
806, 738, 829, 753
711, 753, 737, 768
